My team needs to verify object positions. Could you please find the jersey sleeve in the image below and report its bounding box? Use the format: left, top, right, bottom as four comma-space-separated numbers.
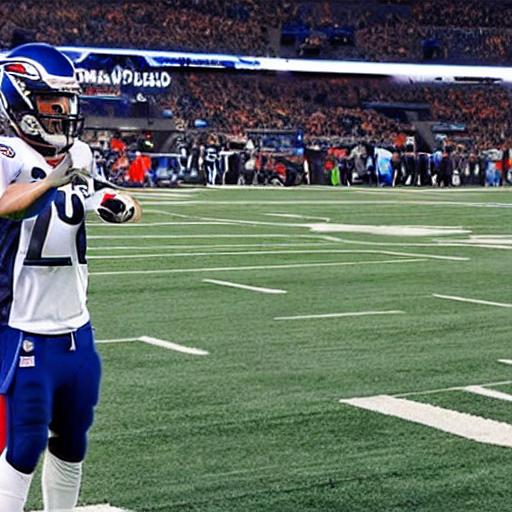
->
0, 152, 22, 197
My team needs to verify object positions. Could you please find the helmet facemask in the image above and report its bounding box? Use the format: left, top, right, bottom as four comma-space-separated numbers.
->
13, 93, 84, 157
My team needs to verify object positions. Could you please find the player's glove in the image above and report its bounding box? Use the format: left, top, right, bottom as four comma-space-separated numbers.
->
44, 153, 90, 187
97, 191, 141, 223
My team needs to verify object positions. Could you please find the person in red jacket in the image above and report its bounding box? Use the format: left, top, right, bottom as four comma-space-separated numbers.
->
128, 151, 151, 186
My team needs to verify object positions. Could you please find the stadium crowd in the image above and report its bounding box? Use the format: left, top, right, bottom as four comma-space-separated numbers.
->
160, 72, 413, 148
1, 0, 512, 64
157, 72, 512, 151
0, 0, 278, 55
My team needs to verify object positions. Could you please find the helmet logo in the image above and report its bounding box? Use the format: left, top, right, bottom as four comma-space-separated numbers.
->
6, 64, 28, 74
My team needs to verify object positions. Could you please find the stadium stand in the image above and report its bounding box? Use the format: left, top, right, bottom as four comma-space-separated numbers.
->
2, 0, 512, 63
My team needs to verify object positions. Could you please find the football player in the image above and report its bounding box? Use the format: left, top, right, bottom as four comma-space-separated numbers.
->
0, 43, 141, 512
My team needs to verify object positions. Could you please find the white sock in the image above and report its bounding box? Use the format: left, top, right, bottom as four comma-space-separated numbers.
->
42, 450, 82, 512
0, 450, 33, 512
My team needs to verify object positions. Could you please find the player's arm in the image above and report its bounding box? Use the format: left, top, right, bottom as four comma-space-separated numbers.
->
0, 153, 82, 219
0, 180, 55, 218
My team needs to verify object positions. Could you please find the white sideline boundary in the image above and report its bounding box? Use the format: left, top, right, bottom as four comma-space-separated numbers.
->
464, 385, 512, 403
89, 257, 427, 277
432, 294, 512, 308
96, 336, 208, 355
203, 279, 287, 294
275, 310, 404, 321
340, 395, 512, 448
33, 506, 131, 512
498, 359, 512, 366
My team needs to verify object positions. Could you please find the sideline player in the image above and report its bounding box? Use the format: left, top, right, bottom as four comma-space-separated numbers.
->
0, 43, 141, 512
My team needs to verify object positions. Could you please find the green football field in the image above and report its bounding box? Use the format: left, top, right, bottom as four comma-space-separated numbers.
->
28, 185, 512, 512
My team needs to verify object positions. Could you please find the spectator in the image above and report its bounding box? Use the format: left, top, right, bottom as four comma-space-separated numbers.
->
128, 151, 151, 186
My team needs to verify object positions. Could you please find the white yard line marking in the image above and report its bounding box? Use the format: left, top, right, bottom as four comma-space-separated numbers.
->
87, 221, 234, 227
95, 337, 138, 344
369, 249, 468, 262
340, 395, 512, 448
138, 336, 208, 355
88, 242, 334, 251
339, 379, 512, 402
88, 234, 319, 240
498, 359, 512, 366
33, 506, 132, 512
166, 214, 470, 238
136, 199, 512, 208
394, 380, 512, 398
87, 249, 467, 262
203, 278, 287, 294
90, 258, 427, 277
96, 336, 208, 355
432, 294, 512, 308
308, 223, 469, 237
320, 234, 478, 249
265, 213, 331, 222
275, 310, 404, 321
464, 385, 512, 402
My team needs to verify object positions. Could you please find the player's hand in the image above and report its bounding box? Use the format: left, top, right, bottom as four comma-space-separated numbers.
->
97, 190, 142, 223
44, 154, 90, 187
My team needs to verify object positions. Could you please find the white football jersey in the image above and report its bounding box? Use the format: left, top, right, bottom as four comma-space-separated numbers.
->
0, 135, 98, 335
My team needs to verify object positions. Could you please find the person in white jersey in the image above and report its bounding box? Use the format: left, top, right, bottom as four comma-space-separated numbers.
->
0, 42, 141, 512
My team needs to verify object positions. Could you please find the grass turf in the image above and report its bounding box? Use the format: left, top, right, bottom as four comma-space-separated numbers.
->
27, 186, 512, 511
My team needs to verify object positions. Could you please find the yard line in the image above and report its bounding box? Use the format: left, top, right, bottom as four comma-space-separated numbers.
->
394, 379, 512, 398
338, 379, 512, 402
275, 310, 404, 321
88, 242, 334, 251
265, 213, 331, 222
90, 257, 427, 277
498, 359, 512, 366
320, 235, 479, 249
340, 395, 512, 448
136, 199, 512, 208
432, 293, 512, 308
368, 249, 468, 262
161, 214, 470, 238
87, 249, 467, 261
464, 385, 512, 402
96, 337, 138, 344
88, 234, 319, 240
203, 278, 287, 294
138, 336, 208, 355
33, 506, 132, 512
87, 221, 234, 227
96, 336, 208, 355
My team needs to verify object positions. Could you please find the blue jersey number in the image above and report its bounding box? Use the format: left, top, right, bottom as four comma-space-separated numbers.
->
24, 190, 87, 266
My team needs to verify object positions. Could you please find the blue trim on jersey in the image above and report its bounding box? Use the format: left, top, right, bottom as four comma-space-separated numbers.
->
0, 218, 22, 325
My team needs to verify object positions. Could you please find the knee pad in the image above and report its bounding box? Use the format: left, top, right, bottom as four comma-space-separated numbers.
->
48, 432, 87, 464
